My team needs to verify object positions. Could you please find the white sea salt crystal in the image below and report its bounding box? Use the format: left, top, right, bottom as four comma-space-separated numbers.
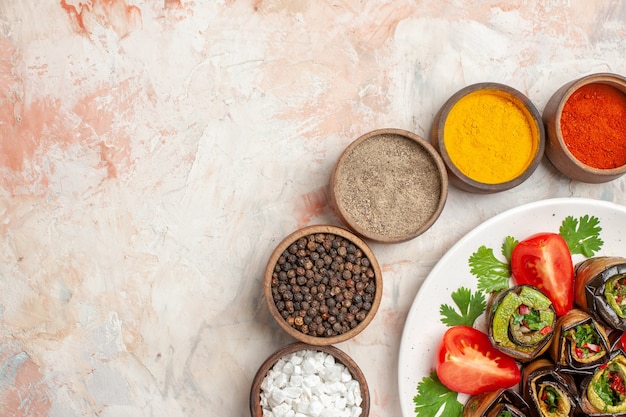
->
284, 386, 303, 399
323, 354, 335, 367
259, 349, 362, 417
269, 389, 288, 408
311, 382, 325, 396
301, 384, 312, 399
320, 393, 332, 407
275, 372, 289, 388
340, 369, 352, 383
308, 399, 323, 417
345, 390, 354, 406
303, 357, 317, 373
319, 409, 340, 417
327, 381, 345, 394
323, 364, 342, 382
290, 375, 303, 387
283, 362, 294, 375
272, 403, 291, 417
295, 400, 310, 414
303, 374, 320, 387
334, 397, 346, 409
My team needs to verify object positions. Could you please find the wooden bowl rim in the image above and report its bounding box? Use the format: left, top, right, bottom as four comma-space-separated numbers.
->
551, 72, 626, 177
330, 128, 448, 243
434, 82, 545, 193
249, 342, 370, 417
264, 224, 383, 346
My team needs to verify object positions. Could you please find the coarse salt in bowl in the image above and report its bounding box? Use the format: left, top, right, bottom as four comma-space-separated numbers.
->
250, 342, 370, 417
432, 82, 545, 193
543, 72, 626, 183
264, 225, 382, 346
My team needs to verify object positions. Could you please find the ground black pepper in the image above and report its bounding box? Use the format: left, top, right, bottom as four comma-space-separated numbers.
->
271, 233, 377, 337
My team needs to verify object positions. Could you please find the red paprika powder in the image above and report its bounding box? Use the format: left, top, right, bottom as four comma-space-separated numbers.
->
560, 82, 626, 169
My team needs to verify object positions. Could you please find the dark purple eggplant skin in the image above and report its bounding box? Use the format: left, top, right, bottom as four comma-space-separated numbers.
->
462, 388, 531, 417
520, 358, 581, 417
574, 257, 626, 332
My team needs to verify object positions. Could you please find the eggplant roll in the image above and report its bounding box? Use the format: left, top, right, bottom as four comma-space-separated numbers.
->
574, 257, 626, 331
488, 285, 556, 362
549, 308, 610, 373
521, 358, 579, 417
579, 352, 626, 416
463, 389, 531, 417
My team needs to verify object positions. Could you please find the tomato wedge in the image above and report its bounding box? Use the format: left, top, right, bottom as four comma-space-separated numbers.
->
511, 232, 574, 316
436, 326, 520, 395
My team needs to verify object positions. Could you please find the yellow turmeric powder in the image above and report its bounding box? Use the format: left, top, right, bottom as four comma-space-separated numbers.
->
443, 90, 539, 184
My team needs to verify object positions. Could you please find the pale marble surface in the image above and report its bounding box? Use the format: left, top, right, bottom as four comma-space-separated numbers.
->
1, 1, 625, 416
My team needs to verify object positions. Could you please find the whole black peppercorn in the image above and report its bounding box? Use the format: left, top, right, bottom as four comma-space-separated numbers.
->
271, 232, 377, 339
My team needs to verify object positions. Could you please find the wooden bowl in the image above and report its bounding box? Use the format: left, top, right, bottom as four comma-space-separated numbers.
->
432, 82, 545, 193
330, 128, 448, 243
250, 342, 370, 417
264, 225, 382, 346
543, 72, 626, 183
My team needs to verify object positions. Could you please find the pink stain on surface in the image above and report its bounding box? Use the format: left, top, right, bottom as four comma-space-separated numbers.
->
295, 187, 329, 227
0, 70, 141, 192
0, 95, 61, 185
0, 352, 52, 417
60, 0, 142, 38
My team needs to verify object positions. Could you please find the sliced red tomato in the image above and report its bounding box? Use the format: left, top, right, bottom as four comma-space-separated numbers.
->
511, 232, 574, 316
436, 326, 520, 395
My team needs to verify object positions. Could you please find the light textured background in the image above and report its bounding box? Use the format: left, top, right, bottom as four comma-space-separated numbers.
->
1, 1, 625, 416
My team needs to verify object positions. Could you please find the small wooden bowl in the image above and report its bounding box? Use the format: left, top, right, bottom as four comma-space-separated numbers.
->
250, 342, 370, 417
432, 83, 545, 193
543, 72, 626, 183
264, 225, 382, 346
330, 128, 448, 243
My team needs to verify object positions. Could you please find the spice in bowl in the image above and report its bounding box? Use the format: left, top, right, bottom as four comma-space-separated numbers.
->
330, 128, 447, 243
259, 348, 363, 417
264, 225, 382, 346
561, 83, 626, 169
250, 343, 370, 417
543, 73, 626, 183
432, 83, 544, 193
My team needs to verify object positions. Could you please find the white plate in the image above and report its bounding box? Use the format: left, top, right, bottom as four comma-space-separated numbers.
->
398, 197, 626, 417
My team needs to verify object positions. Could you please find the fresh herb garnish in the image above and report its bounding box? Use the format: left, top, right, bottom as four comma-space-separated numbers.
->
569, 323, 602, 359
559, 215, 603, 257
501, 236, 518, 262
413, 371, 463, 417
512, 305, 546, 331
440, 287, 486, 327
572, 323, 600, 348
593, 362, 626, 407
468, 238, 516, 293
541, 386, 561, 413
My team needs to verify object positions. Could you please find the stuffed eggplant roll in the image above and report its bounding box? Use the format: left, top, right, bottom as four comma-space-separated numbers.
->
549, 308, 610, 373
463, 389, 531, 417
575, 256, 626, 331
488, 285, 556, 362
521, 358, 579, 417
579, 352, 626, 416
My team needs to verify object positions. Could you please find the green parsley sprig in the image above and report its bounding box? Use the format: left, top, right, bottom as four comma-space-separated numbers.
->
413, 371, 462, 417
560, 215, 603, 257
468, 236, 517, 293
440, 287, 486, 327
